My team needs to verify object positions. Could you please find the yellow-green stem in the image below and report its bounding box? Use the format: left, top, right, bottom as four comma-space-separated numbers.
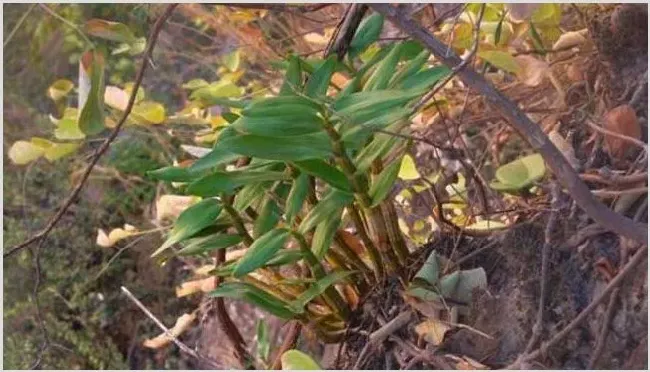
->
349, 205, 385, 281
290, 231, 349, 319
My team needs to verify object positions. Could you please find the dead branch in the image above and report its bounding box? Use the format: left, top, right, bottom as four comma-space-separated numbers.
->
215, 248, 253, 368
324, 4, 368, 60
121, 287, 222, 369
4, 4, 179, 258
524, 182, 562, 354
270, 321, 302, 370
506, 244, 648, 369
370, 4, 648, 245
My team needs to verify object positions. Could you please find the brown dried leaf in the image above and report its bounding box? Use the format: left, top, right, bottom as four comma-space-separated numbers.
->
176, 277, 217, 297
342, 284, 360, 311
415, 319, 452, 346
155, 195, 198, 223
338, 230, 365, 255
603, 104, 641, 159
515, 55, 549, 87
553, 29, 588, 51
143, 313, 196, 349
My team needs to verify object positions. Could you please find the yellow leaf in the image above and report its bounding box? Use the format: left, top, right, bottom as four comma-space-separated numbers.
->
30, 137, 54, 149
96, 229, 111, 247
221, 49, 241, 72
96, 224, 140, 247
552, 29, 588, 51
155, 195, 199, 223
465, 220, 508, 231
8, 140, 45, 165
132, 101, 166, 125
415, 319, 453, 346
210, 115, 228, 128
303, 32, 330, 46
194, 264, 216, 276
54, 118, 86, 140
143, 313, 196, 349
48, 79, 74, 101
176, 277, 216, 297
478, 50, 521, 74
398, 154, 421, 180
43, 142, 80, 162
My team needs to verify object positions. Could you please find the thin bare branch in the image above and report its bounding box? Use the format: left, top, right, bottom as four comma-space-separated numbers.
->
4, 4, 37, 48
121, 287, 222, 369
507, 244, 648, 369
5, 4, 180, 259
370, 3, 647, 245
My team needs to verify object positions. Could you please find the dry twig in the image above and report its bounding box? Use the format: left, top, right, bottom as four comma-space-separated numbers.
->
507, 244, 648, 369
524, 182, 562, 354
370, 4, 647, 245
121, 287, 222, 369
270, 321, 302, 370
5, 4, 179, 258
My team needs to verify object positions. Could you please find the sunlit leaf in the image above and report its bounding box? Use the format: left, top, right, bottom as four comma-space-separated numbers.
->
143, 313, 196, 349
54, 117, 86, 140
221, 49, 241, 72
155, 195, 199, 223
96, 224, 139, 248
491, 153, 546, 191
465, 220, 507, 231
281, 350, 321, 370
47, 79, 74, 101
415, 319, 452, 346
43, 142, 80, 162
132, 101, 166, 124
8, 141, 45, 165
182, 79, 210, 90
398, 154, 421, 180
478, 50, 520, 74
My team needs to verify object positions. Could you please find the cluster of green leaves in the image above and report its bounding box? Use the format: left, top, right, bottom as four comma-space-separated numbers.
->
146, 14, 456, 333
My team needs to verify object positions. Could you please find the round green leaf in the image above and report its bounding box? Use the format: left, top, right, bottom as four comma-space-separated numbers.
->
281, 350, 321, 370
494, 153, 545, 190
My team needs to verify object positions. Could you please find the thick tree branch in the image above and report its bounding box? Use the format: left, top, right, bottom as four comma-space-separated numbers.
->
4, 4, 179, 258
324, 4, 368, 60
370, 4, 647, 245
